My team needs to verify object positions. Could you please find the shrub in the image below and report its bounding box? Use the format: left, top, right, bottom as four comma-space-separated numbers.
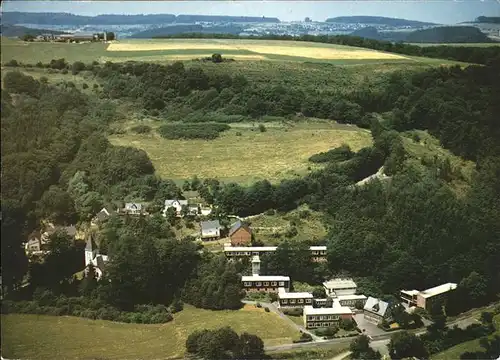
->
340, 318, 356, 331
72, 61, 86, 75
150, 312, 173, 324
256, 302, 262, 308
265, 209, 275, 216
315, 326, 339, 337
236, 131, 242, 136
265, 307, 270, 312
130, 124, 152, 134
258, 124, 267, 132
283, 308, 303, 316
82, 83, 89, 89
6, 59, 18, 67
61, 69, 68, 74
35, 61, 44, 68
93, 83, 99, 89
158, 123, 230, 140
309, 144, 355, 163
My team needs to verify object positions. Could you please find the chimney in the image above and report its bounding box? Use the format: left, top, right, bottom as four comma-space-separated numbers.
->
251, 255, 261, 276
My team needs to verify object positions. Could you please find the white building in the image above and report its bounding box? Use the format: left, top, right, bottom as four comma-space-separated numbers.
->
84, 234, 108, 280
401, 282, 457, 310
163, 199, 188, 217
303, 301, 353, 329
224, 245, 327, 262
323, 278, 358, 297
200, 220, 221, 240
277, 288, 314, 308
241, 255, 290, 293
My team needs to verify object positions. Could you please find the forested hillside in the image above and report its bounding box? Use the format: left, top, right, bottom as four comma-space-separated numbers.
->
1, 50, 499, 323
406, 26, 493, 43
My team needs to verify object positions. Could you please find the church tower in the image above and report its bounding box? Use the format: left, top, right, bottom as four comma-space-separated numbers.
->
85, 233, 97, 266
251, 255, 261, 276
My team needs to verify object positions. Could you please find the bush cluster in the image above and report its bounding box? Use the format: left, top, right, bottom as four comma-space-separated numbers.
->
130, 124, 152, 134
157, 123, 230, 140
309, 144, 355, 163
1, 296, 174, 324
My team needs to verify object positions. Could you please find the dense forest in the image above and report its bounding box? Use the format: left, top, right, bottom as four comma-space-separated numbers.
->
152, 33, 500, 65
1, 47, 499, 326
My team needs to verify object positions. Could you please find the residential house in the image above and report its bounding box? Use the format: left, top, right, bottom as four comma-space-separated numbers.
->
229, 220, 252, 246
400, 283, 457, 310
25, 224, 77, 256
277, 288, 314, 308
91, 207, 114, 225
163, 199, 188, 217
241, 255, 290, 293
323, 278, 358, 297
363, 297, 393, 325
123, 203, 143, 216
200, 220, 221, 241
303, 301, 353, 329
84, 233, 109, 280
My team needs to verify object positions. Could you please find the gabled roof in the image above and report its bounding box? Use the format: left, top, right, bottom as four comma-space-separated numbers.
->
201, 220, 220, 232
364, 297, 390, 317
165, 199, 188, 207
125, 203, 142, 211
85, 233, 97, 252
229, 220, 251, 236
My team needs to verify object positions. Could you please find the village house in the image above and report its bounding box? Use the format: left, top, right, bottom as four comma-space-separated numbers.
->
84, 234, 109, 280
303, 301, 353, 329
363, 297, 393, 325
400, 282, 457, 311
122, 203, 144, 216
229, 220, 252, 246
224, 245, 327, 261
323, 278, 358, 297
241, 255, 290, 293
163, 199, 188, 217
277, 288, 314, 308
91, 207, 115, 226
25, 223, 77, 256
200, 220, 221, 241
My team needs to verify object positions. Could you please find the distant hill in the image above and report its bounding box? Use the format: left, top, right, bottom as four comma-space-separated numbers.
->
130, 25, 243, 38
406, 26, 494, 43
0, 24, 69, 37
1, 12, 280, 25
326, 16, 436, 27
350, 26, 384, 40
475, 16, 500, 24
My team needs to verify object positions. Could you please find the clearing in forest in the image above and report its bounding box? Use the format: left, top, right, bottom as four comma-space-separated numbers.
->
108, 121, 372, 185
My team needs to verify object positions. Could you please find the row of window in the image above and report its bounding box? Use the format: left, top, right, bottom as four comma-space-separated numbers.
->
307, 322, 339, 328
228, 251, 327, 256
311, 251, 327, 255
243, 281, 286, 287
307, 315, 341, 321
280, 298, 312, 305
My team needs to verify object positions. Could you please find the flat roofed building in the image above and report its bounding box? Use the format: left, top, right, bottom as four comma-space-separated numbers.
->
277, 288, 314, 308
241, 275, 290, 293
224, 245, 327, 260
337, 294, 368, 308
400, 283, 457, 310
323, 278, 357, 297
303, 302, 353, 329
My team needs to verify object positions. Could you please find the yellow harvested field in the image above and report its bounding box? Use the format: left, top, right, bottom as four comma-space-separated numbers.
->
107, 40, 408, 60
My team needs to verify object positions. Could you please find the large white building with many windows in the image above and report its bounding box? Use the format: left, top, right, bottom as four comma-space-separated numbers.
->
241, 255, 290, 293
323, 278, 358, 297
303, 301, 353, 329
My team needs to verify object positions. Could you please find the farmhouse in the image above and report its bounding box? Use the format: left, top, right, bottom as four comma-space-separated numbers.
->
91, 207, 115, 225
303, 301, 353, 329
224, 244, 327, 261
363, 297, 392, 325
163, 199, 188, 217
277, 288, 314, 308
241, 255, 290, 293
323, 278, 358, 297
122, 203, 144, 215
229, 220, 252, 246
400, 282, 457, 310
84, 234, 109, 280
25, 223, 77, 256
200, 220, 221, 241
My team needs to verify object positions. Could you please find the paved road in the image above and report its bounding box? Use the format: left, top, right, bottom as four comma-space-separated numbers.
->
265, 309, 486, 353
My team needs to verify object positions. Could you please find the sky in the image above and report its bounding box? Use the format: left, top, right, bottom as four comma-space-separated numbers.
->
2, 1, 499, 24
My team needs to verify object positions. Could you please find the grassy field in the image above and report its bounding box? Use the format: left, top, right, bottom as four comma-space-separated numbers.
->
248, 205, 328, 244
109, 121, 372, 185
2, 37, 469, 66
1, 304, 300, 360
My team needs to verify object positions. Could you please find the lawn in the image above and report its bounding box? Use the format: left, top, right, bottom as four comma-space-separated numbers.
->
109, 121, 372, 185
1, 304, 300, 360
